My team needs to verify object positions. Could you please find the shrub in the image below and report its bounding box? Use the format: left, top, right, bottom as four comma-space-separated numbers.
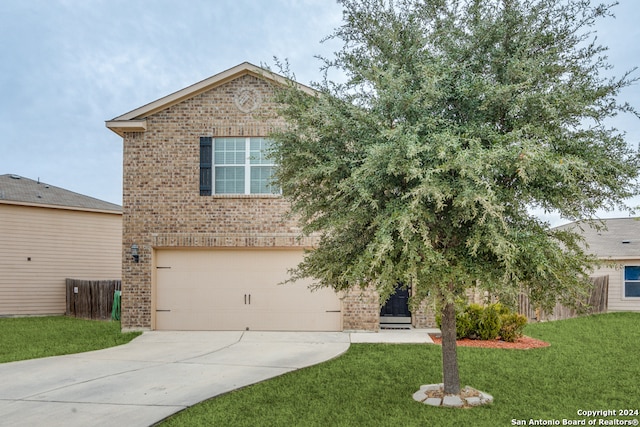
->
492, 302, 512, 316
435, 303, 483, 339
464, 303, 484, 339
435, 302, 527, 342
455, 311, 473, 339
499, 312, 528, 342
477, 303, 502, 340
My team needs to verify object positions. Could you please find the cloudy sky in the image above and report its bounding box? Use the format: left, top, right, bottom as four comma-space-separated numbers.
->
1, 0, 638, 226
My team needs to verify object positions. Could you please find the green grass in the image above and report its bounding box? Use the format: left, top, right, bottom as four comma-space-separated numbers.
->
0, 316, 141, 363
161, 312, 640, 427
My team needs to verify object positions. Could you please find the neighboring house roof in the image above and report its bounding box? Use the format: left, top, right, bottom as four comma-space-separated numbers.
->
0, 174, 121, 213
105, 62, 316, 137
556, 218, 640, 260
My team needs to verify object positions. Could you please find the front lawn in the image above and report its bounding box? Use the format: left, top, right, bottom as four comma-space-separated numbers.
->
161, 312, 640, 427
0, 316, 141, 363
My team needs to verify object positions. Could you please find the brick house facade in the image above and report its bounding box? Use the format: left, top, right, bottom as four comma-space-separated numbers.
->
107, 63, 435, 331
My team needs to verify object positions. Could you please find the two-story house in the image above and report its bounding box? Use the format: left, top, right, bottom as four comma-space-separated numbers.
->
107, 62, 435, 331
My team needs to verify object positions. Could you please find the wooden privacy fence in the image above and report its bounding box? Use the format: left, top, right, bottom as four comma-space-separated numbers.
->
66, 279, 121, 320
518, 275, 609, 322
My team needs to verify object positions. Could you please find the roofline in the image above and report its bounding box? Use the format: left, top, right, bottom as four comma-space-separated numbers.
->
554, 217, 640, 227
599, 256, 640, 261
106, 62, 316, 137
0, 199, 122, 215
103, 120, 147, 137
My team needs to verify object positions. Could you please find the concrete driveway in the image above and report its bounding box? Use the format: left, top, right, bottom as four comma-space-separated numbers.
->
0, 330, 433, 427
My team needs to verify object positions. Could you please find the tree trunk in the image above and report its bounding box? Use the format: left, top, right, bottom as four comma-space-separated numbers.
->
441, 299, 461, 394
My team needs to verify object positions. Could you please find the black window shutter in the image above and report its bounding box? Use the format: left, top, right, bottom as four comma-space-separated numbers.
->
200, 137, 212, 196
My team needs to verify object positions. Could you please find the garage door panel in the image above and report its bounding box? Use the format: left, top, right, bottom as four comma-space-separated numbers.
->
155, 249, 341, 331
156, 309, 244, 331
248, 281, 336, 304
156, 274, 238, 312
245, 310, 341, 331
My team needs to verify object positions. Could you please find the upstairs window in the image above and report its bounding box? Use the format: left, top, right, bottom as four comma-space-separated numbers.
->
200, 137, 278, 195
624, 266, 640, 298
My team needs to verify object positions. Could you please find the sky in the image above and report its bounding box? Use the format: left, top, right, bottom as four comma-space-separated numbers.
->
1, 0, 639, 227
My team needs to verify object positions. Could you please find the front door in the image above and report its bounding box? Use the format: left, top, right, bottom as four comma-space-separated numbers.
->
380, 284, 411, 325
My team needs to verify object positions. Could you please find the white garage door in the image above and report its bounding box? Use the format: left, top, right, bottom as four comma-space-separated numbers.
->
154, 249, 342, 331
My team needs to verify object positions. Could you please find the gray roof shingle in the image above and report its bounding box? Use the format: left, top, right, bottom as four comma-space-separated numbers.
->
0, 174, 121, 212
556, 218, 640, 259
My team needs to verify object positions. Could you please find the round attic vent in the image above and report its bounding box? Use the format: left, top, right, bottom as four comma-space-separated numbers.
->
9, 174, 21, 179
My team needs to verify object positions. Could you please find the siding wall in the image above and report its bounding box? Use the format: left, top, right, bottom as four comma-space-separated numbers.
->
593, 260, 640, 312
0, 203, 122, 315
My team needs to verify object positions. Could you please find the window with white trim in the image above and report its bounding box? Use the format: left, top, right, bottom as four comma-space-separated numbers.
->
200, 137, 278, 195
623, 266, 640, 298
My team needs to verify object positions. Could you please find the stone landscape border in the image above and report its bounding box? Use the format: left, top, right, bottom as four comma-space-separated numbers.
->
413, 383, 494, 408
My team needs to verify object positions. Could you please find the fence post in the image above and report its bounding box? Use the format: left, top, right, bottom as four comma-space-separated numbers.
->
65, 278, 76, 317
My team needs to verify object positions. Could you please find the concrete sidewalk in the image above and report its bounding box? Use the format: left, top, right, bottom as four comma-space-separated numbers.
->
0, 329, 434, 427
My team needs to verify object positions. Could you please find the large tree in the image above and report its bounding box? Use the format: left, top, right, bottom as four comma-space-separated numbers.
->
269, 0, 639, 395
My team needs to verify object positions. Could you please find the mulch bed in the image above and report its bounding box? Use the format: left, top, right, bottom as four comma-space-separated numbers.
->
429, 334, 550, 350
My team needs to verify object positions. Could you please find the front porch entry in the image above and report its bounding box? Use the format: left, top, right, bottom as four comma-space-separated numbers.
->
380, 284, 411, 329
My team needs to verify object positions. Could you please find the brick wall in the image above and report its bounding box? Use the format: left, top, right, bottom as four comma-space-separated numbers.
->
413, 299, 437, 328
121, 74, 298, 329
342, 285, 381, 331
119, 72, 435, 331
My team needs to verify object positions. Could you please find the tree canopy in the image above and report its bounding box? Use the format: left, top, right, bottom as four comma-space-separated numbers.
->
269, 0, 639, 394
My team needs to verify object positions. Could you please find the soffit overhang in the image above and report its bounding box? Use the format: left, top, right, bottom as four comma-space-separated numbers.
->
105, 62, 315, 137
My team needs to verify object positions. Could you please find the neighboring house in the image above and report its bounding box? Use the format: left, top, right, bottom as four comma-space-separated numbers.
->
107, 62, 436, 331
0, 174, 122, 316
557, 218, 640, 312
